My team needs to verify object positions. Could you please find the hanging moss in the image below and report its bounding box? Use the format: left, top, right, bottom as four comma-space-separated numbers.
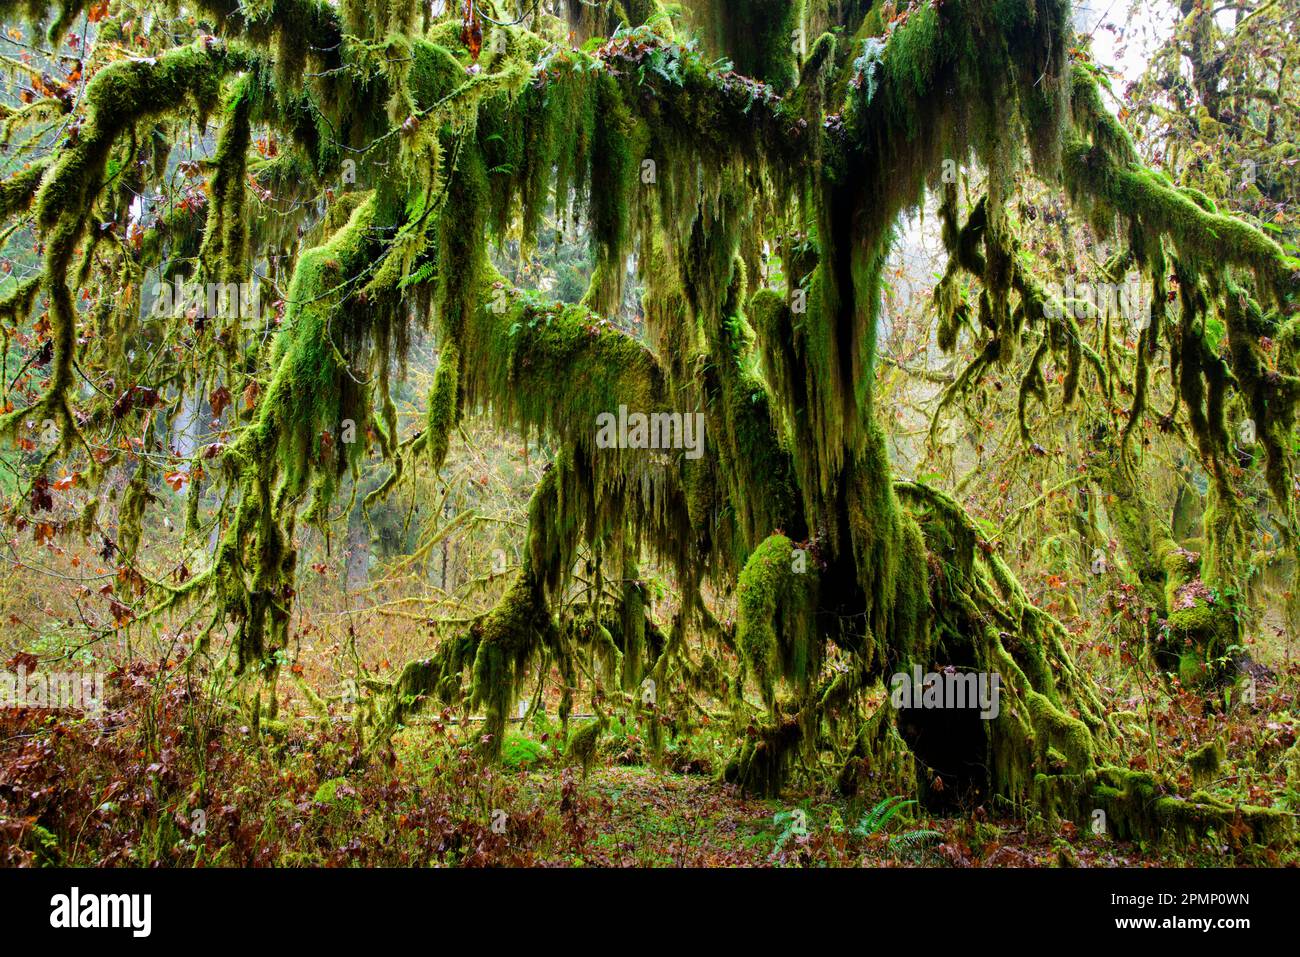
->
264, 193, 383, 501
194, 0, 344, 90
35, 43, 236, 233
1062, 125, 1295, 293
846, 428, 931, 669
619, 551, 647, 691
465, 469, 570, 759
117, 466, 154, 564
0, 274, 41, 326
0, 159, 50, 222
424, 340, 460, 472
2, 41, 247, 448
196, 77, 253, 284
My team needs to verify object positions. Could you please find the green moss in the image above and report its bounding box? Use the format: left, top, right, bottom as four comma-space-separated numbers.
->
117, 467, 153, 563
565, 719, 604, 780
196, 77, 253, 284
424, 340, 460, 472
1188, 739, 1224, 786
1062, 128, 1294, 291
265, 193, 382, 499
688, 0, 803, 93
501, 733, 550, 770
1092, 767, 1289, 845
619, 555, 648, 692
723, 716, 802, 797
312, 776, 361, 811
0, 274, 41, 326
35, 42, 234, 232
0, 159, 50, 222
736, 533, 817, 708
1026, 690, 1094, 773
469, 570, 554, 759
13, 42, 247, 449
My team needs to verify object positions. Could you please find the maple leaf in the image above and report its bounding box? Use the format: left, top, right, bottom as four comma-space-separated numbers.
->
6, 650, 39, 672
208, 385, 231, 418
30, 477, 53, 511
117, 565, 146, 596
108, 597, 134, 627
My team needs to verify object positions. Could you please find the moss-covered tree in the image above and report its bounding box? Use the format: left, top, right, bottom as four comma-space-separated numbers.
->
1, 0, 1295, 842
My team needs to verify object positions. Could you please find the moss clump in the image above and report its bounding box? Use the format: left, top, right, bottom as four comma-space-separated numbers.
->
736, 533, 817, 708
1188, 739, 1224, 786
501, 733, 550, 770
565, 719, 603, 780
1091, 767, 1289, 845
1155, 543, 1239, 689
564, 690, 610, 781
312, 776, 361, 812
1062, 123, 1294, 290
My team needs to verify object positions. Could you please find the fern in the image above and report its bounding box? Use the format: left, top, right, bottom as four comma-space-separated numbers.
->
850, 796, 942, 862
887, 829, 943, 863
851, 795, 914, 837
769, 808, 810, 856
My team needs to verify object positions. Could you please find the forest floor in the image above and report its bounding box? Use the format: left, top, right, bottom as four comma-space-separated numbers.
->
488, 764, 1179, 867
505, 766, 1298, 867
2, 659, 1296, 867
